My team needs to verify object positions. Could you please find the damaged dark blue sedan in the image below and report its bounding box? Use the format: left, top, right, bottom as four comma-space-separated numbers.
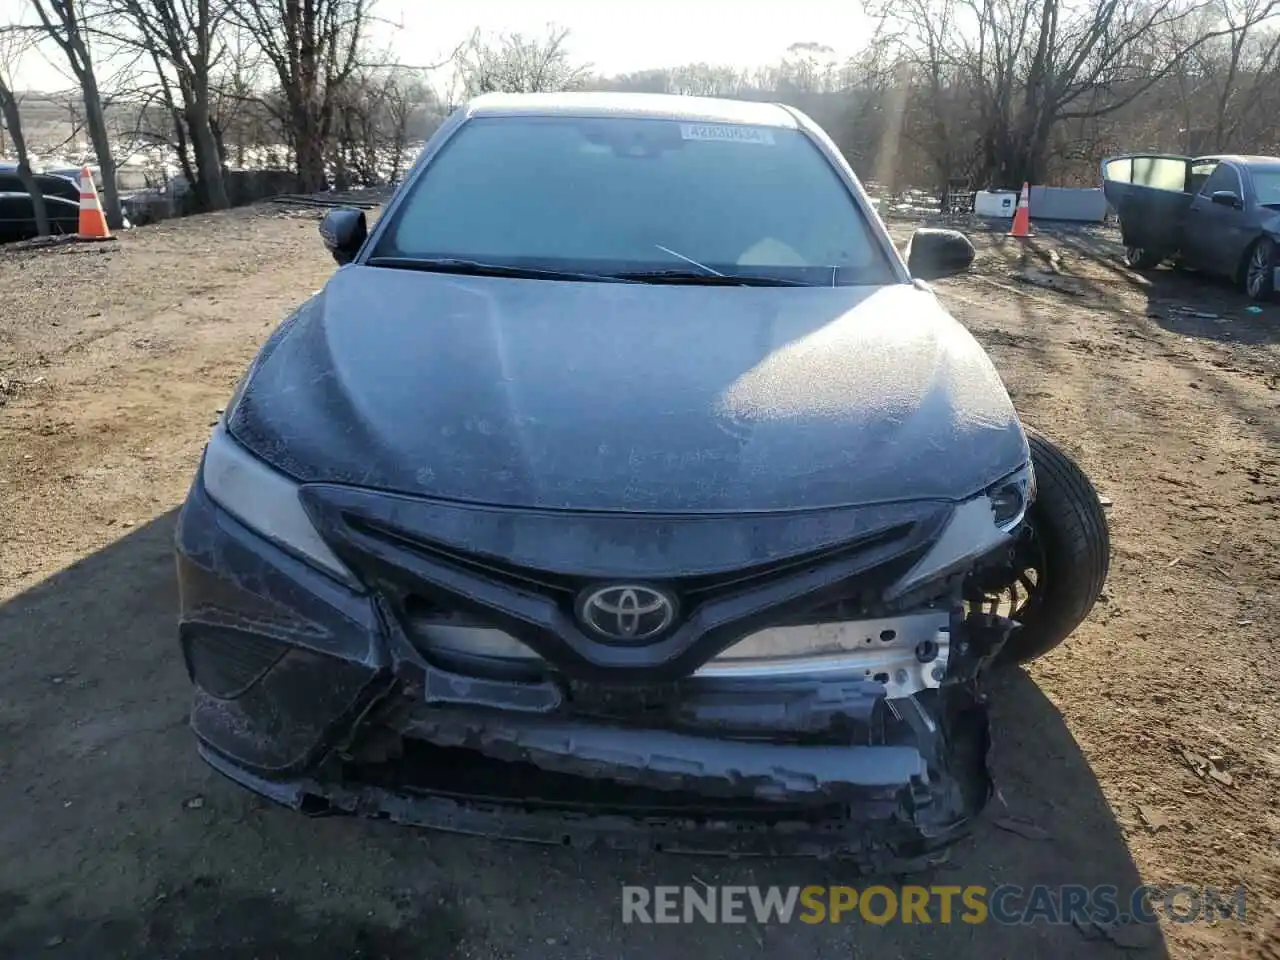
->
174, 92, 1110, 866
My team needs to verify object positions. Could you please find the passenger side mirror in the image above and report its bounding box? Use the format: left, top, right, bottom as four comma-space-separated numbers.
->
1210, 190, 1242, 209
906, 227, 976, 281
319, 207, 368, 265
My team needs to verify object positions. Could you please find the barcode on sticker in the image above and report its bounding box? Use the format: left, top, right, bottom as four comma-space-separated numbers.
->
680, 124, 776, 145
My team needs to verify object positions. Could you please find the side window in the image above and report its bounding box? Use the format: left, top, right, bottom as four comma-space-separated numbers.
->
1132, 157, 1189, 191
1103, 158, 1132, 183
1199, 164, 1240, 197
1188, 161, 1217, 195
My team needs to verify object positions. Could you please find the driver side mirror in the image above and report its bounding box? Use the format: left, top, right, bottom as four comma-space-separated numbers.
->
1210, 190, 1242, 209
906, 227, 976, 281
319, 207, 368, 265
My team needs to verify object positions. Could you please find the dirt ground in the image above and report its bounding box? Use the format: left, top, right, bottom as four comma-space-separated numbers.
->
1, 205, 1278, 960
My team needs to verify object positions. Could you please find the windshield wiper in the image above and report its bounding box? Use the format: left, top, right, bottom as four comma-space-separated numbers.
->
367, 257, 632, 283
654, 244, 724, 276
611, 269, 810, 286
643, 244, 808, 285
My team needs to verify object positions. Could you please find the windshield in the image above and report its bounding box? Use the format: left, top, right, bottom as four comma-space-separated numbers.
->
1254, 170, 1280, 206
371, 116, 896, 286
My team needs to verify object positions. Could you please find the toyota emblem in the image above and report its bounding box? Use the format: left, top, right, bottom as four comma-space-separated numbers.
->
576, 584, 677, 643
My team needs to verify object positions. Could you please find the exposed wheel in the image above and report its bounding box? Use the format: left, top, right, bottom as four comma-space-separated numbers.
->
1124, 245, 1161, 270
979, 427, 1111, 666
1243, 236, 1277, 301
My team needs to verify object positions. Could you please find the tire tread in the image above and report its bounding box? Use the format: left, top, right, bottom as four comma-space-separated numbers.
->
998, 427, 1111, 665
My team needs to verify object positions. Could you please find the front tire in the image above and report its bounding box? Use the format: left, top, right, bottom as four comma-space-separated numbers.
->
1124, 245, 1162, 270
994, 428, 1111, 666
1243, 237, 1277, 301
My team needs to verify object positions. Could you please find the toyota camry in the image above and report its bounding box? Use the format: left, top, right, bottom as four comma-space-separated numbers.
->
174, 92, 1111, 867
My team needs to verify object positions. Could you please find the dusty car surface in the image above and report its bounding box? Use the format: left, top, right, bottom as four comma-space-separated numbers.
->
174, 92, 1111, 865
1102, 152, 1280, 300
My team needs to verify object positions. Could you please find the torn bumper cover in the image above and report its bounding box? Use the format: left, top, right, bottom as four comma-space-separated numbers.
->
176, 475, 1014, 864
196, 666, 996, 864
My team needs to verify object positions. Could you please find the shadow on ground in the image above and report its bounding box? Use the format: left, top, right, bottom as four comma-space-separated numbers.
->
978, 225, 1280, 349
0, 513, 1168, 959
0, 879, 466, 960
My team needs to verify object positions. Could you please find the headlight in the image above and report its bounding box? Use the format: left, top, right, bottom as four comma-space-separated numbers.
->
987, 461, 1035, 531
882, 461, 1033, 601
201, 423, 360, 589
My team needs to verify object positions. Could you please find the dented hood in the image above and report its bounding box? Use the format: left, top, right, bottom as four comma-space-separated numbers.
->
228, 266, 1027, 512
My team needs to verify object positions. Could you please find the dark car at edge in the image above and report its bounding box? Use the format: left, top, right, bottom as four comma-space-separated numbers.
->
0, 170, 81, 244
1102, 152, 1280, 300
174, 92, 1111, 866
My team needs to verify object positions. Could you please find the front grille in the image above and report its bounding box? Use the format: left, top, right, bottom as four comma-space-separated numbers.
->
352, 514, 918, 618
352, 519, 578, 600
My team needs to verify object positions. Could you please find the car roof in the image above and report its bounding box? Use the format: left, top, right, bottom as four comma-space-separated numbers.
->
463, 91, 799, 128
1195, 154, 1280, 171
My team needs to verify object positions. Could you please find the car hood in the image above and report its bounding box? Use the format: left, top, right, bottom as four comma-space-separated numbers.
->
228, 266, 1027, 512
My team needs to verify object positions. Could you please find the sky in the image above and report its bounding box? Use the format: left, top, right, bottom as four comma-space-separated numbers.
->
2, 0, 875, 92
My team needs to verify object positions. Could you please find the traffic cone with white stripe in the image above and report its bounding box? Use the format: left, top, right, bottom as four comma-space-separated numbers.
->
1008, 182, 1033, 238
76, 166, 112, 240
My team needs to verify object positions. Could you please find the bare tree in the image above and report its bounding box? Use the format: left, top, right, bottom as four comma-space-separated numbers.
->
209, 23, 274, 167
0, 27, 50, 236
331, 63, 434, 185
232, 0, 369, 191
455, 25, 590, 96
109, 0, 230, 209
775, 41, 843, 94
665, 63, 746, 97
379, 69, 436, 179
867, 0, 1249, 187
30, 0, 124, 228
1198, 0, 1280, 149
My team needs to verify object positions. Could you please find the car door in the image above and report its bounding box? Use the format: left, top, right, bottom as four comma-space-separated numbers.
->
1101, 154, 1194, 253
1183, 161, 1252, 277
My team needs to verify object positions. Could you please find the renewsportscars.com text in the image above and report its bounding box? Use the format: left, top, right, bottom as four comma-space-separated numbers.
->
621, 884, 1247, 926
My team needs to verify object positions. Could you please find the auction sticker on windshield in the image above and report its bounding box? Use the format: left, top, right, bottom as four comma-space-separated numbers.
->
680, 124, 776, 145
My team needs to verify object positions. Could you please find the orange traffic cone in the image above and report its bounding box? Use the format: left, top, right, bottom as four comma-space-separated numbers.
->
76, 166, 112, 241
1008, 182, 1033, 238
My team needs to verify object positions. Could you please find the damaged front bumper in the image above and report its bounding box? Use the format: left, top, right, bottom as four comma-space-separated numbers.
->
176, 476, 1015, 864
197, 663, 997, 865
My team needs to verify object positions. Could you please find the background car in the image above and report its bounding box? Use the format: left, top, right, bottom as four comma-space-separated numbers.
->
1102, 152, 1280, 300
0, 171, 81, 243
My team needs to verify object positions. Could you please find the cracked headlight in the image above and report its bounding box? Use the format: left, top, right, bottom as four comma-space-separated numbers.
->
988, 461, 1035, 531
884, 461, 1033, 601
201, 422, 360, 589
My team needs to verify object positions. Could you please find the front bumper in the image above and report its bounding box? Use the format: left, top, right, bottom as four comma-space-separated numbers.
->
175, 476, 1012, 864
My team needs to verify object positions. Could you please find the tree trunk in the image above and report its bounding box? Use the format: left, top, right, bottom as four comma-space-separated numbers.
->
0, 88, 50, 236
209, 115, 228, 167
188, 99, 229, 210
186, 70, 228, 210
79, 69, 124, 230
170, 108, 204, 211
986, 121, 1049, 191
172, 112, 196, 191
293, 108, 327, 192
